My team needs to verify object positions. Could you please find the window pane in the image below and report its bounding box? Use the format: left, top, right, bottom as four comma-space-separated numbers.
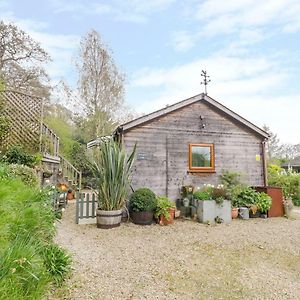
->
191, 146, 211, 168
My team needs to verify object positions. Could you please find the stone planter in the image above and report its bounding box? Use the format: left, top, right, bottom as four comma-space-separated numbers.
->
215, 200, 231, 224
96, 209, 123, 229
197, 200, 231, 224
130, 211, 154, 225
197, 200, 216, 224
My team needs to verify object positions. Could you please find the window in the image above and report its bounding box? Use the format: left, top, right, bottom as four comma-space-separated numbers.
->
189, 143, 215, 172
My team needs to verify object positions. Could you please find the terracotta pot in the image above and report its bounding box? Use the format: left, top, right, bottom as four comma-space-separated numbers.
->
130, 211, 154, 225
66, 191, 74, 200
231, 207, 239, 219
96, 209, 122, 229
159, 208, 175, 225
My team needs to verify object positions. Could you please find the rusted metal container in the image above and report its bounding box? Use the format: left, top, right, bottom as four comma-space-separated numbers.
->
255, 186, 284, 217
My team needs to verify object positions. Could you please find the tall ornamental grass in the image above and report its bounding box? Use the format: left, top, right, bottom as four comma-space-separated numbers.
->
92, 140, 136, 210
0, 163, 71, 300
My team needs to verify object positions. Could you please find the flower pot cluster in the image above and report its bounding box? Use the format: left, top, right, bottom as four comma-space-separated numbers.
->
129, 188, 176, 226
91, 140, 176, 229
230, 186, 272, 219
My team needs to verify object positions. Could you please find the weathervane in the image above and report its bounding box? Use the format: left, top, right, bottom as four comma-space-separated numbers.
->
200, 70, 211, 95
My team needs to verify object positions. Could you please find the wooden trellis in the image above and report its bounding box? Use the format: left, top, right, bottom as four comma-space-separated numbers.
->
0, 90, 42, 150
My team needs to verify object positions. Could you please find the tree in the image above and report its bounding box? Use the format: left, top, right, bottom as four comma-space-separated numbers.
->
0, 21, 51, 97
76, 29, 125, 139
263, 125, 281, 160
263, 125, 300, 163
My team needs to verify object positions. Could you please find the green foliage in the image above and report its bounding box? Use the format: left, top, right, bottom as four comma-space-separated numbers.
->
92, 140, 136, 210
220, 171, 242, 187
3, 164, 39, 187
44, 113, 74, 157
69, 141, 93, 186
193, 190, 211, 200
232, 186, 258, 207
0, 235, 50, 300
130, 188, 157, 212
1, 145, 37, 167
268, 165, 300, 206
42, 244, 71, 286
0, 98, 10, 143
256, 192, 272, 213
154, 196, 175, 220
230, 185, 272, 212
211, 186, 228, 204
193, 184, 228, 205
0, 171, 71, 298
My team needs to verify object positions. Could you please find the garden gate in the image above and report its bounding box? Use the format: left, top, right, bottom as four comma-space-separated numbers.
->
75, 191, 98, 224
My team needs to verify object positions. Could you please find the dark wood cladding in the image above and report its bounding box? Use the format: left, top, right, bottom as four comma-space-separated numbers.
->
124, 100, 265, 200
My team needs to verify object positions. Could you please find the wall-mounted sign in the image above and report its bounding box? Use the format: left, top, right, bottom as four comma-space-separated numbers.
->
255, 154, 261, 161
137, 153, 153, 161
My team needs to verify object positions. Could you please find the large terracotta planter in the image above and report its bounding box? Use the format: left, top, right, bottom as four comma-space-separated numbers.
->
130, 211, 154, 225
96, 209, 122, 229
159, 208, 175, 225
231, 208, 239, 219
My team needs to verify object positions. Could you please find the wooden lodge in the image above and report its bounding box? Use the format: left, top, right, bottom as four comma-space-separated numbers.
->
112, 93, 269, 200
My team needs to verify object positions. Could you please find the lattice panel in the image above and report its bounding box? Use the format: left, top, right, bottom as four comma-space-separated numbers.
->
0, 90, 43, 150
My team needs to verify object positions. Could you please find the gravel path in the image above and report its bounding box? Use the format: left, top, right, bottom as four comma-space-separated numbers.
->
55, 203, 300, 300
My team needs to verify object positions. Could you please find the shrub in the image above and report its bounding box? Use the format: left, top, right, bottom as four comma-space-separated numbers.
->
268, 166, 300, 206
211, 185, 228, 204
130, 188, 157, 212
193, 184, 228, 204
2, 145, 38, 167
6, 164, 39, 187
193, 190, 211, 200
220, 170, 242, 187
233, 186, 258, 207
256, 192, 272, 213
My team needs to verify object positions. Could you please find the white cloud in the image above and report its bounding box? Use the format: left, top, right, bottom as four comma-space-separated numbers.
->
49, 0, 176, 23
196, 0, 300, 36
170, 30, 197, 52
129, 52, 299, 143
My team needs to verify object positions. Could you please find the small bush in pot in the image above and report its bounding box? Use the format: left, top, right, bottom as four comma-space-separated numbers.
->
155, 196, 175, 225
130, 188, 156, 225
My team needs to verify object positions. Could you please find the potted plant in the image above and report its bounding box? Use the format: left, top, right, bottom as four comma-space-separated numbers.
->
256, 192, 272, 218
194, 185, 215, 223
92, 140, 136, 229
194, 184, 231, 224
129, 188, 157, 225
249, 204, 260, 218
155, 196, 176, 225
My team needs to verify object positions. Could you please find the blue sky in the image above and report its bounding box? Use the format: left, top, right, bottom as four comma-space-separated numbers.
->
1, 0, 300, 143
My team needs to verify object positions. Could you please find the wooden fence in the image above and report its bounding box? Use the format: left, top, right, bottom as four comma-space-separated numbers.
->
0, 90, 42, 150
75, 191, 97, 224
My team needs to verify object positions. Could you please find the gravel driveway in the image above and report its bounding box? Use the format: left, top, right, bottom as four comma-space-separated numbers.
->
54, 203, 300, 300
